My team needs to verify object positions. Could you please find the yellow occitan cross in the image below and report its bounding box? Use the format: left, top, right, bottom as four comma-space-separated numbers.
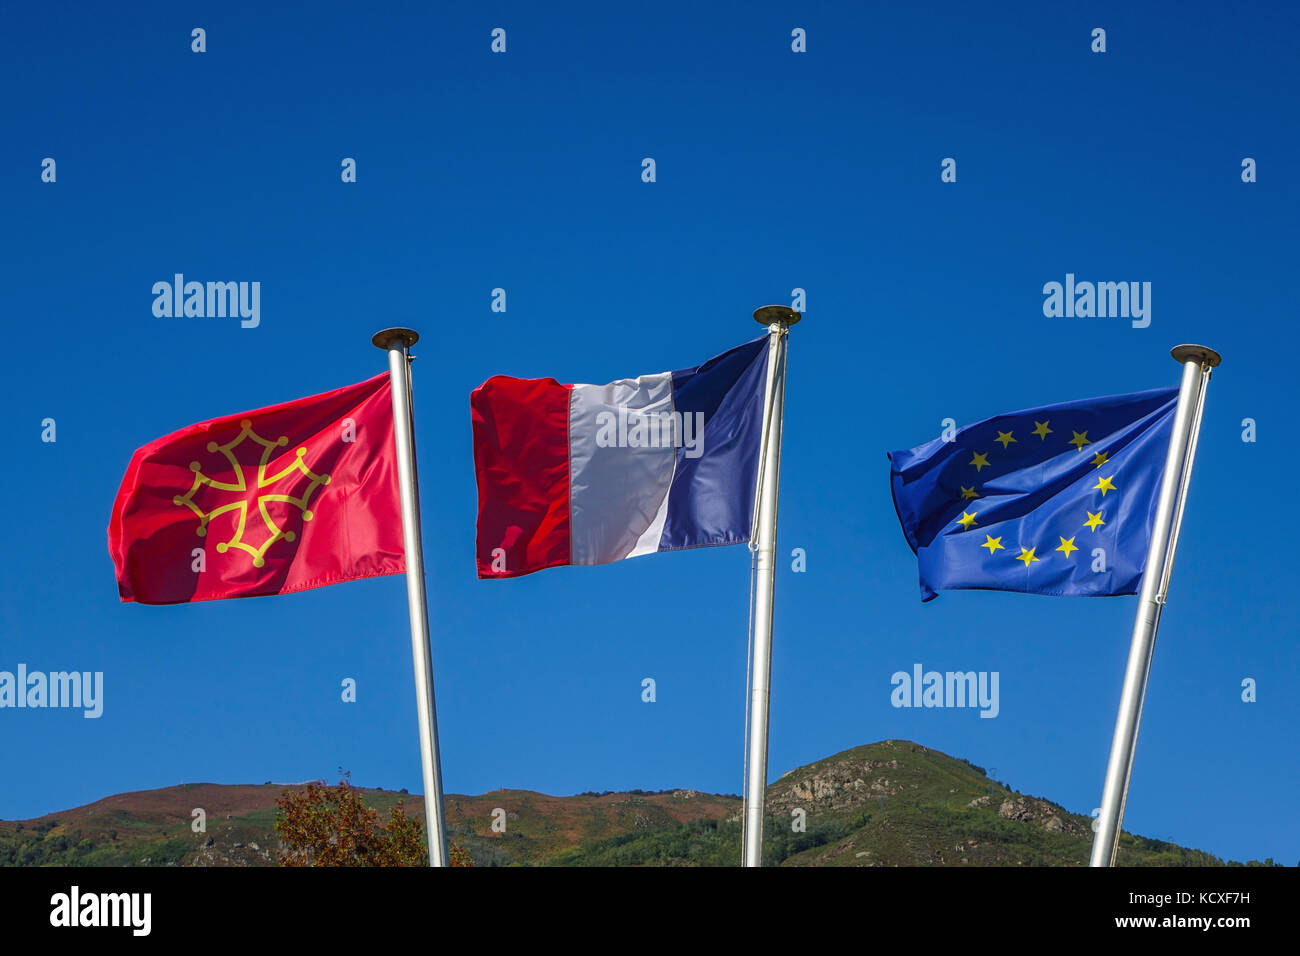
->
1084, 510, 1105, 531
1094, 474, 1117, 496
1055, 536, 1079, 558
957, 511, 978, 530
970, 451, 990, 472
1016, 547, 1039, 566
1032, 420, 1052, 440
173, 418, 331, 568
1069, 430, 1091, 451
995, 430, 1016, 449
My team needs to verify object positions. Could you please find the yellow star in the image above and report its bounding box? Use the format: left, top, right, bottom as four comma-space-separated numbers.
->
1055, 536, 1078, 558
1016, 547, 1039, 566
995, 430, 1017, 449
1032, 420, 1052, 440
1094, 475, 1117, 496
1090, 450, 1109, 469
981, 535, 1004, 554
960, 485, 979, 500
956, 511, 978, 530
1084, 510, 1105, 532
969, 451, 990, 472
1069, 430, 1091, 451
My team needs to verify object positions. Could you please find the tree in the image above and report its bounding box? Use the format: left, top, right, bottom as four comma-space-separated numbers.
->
275, 773, 471, 867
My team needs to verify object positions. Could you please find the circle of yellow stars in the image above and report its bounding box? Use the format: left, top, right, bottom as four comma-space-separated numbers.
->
953, 419, 1118, 570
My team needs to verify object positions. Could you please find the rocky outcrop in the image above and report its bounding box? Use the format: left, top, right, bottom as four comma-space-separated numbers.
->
996, 796, 1087, 836
767, 759, 907, 816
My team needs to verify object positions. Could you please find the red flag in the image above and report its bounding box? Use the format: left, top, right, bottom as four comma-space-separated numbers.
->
109, 373, 405, 605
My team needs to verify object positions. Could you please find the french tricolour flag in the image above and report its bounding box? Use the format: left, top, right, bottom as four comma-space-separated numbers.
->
472, 337, 770, 578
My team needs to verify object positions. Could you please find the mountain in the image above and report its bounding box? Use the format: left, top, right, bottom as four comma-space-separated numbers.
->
0, 740, 1263, 867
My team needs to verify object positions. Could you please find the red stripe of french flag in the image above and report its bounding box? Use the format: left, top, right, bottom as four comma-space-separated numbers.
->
471, 376, 574, 577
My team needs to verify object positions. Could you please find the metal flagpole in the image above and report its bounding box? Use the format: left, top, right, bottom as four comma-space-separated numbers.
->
741, 305, 799, 867
372, 327, 450, 867
1089, 344, 1221, 868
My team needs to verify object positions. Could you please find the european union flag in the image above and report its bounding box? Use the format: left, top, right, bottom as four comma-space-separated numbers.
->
889, 388, 1179, 602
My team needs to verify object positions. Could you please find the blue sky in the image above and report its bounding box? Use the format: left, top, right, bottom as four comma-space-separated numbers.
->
2, 1, 1296, 865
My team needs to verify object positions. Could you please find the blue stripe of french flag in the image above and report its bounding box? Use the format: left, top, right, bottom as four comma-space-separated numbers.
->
472, 336, 770, 577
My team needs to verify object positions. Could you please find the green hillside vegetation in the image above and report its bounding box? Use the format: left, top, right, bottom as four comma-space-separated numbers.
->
546, 742, 1240, 867
0, 741, 1280, 867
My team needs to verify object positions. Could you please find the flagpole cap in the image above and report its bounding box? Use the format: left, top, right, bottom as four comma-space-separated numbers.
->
1170, 344, 1221, 368
753, 305, 801, 326
372, 328, 420, 350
